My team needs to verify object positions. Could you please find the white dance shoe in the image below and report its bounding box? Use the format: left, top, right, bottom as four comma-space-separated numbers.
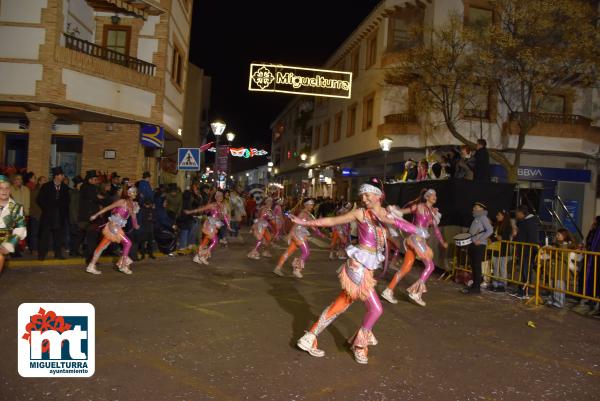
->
353, 347, 369, 364
408, 291, 426, 307
86, 264, 101, 275
297, 332, 325, 357
381, 288, 398, 304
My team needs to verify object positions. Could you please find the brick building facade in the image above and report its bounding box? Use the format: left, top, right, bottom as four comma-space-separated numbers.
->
0, 0, 195, 183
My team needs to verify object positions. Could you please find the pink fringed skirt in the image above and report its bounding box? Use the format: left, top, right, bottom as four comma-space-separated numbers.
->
338, 258, 377, 301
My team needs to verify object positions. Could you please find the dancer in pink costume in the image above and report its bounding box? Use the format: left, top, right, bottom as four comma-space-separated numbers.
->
184, 189, 231, 265
272, 198, 285, 241
293, 178, 428, 364
273, 198, 325, 278
248, 197, 274, 260
87, 186, 140, 275
382, 188, 448, 307
329, 202, 352, 260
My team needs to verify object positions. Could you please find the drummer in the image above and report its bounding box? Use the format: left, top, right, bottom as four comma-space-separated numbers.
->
462, 202, 493, 294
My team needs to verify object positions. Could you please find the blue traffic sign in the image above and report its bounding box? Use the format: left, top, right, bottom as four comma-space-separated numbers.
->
177, 148, 201, 171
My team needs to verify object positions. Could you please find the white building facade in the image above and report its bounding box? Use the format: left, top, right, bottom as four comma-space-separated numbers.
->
271, 0, 600, 233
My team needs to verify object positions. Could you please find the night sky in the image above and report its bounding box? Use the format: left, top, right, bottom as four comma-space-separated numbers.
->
190, 0, 380, 171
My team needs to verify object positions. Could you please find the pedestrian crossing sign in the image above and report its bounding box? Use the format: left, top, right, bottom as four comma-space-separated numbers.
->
177, 148, 201, 171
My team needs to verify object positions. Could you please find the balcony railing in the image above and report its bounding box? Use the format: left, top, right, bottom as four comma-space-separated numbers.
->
384, 113, 418, 124
64, 33, 156, 76
510, 112, 591, 126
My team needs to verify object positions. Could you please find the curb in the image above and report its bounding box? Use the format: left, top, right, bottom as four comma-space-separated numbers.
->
8, 252, 173, 269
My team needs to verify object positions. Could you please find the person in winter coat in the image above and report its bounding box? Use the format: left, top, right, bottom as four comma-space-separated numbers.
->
513, 205, 541, 299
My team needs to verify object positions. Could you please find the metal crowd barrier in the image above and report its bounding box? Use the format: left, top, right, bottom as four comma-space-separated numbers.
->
449, 239, 600, 305
536, 246, 600, 305
450, 240, 546, 304
450, 240, 540, 291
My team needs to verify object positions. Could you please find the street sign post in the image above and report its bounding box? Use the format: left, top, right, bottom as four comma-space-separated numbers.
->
177, 148, 201, 171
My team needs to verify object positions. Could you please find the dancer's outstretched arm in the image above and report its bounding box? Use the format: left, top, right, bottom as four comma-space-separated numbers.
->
183, 203, 215, 215
289, 209, 359, 228
90, 199, 126, 221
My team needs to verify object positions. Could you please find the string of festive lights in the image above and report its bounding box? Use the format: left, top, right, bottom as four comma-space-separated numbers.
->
207, 147, 269, 158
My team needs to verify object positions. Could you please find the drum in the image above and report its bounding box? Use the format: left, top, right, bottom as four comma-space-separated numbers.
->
454, 233, 473, 247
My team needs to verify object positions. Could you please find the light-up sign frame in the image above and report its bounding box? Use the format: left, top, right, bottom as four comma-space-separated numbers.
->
249, 63, 353, 99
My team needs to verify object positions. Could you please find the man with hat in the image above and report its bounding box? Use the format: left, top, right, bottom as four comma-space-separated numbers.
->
462, 201, 493, 294
37, 166, 70, 260
78, 170, 103, 264
109, 172, 121, 200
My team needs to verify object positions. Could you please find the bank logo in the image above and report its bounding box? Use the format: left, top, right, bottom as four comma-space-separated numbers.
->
18, 303, 95, 377
251, 66, 275, 89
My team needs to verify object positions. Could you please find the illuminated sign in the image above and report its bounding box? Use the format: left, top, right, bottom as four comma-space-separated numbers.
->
207, 147, 268, 158
248, 63, 352, 99
341, 168, 358, 177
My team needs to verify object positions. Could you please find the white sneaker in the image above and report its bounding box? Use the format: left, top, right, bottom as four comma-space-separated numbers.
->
408, 291, 426, 307
261, 250, 272, 257
293, 269, 303, 279
329, 252, 335, 260
297, 332, 325, 357
193, 254, 202, 264
119, 266, 133, 275
368, 332, 378, 346
247, 251, 260, 260
381, 288, 398, 304
353, 347, 369, 364
273, 267, 284, 277
86, 264, 101, 275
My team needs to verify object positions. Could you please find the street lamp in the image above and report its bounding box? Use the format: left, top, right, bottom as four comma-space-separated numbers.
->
210, 121, 226, 137
210, 121, 226, 187
379, 137, 393, 182
226, 131, 235, 142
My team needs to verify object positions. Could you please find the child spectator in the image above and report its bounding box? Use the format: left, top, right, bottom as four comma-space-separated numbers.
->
544, 228, 576, 308
490, 209, 512, 292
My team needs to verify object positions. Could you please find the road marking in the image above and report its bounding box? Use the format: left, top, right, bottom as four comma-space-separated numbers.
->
176, 302, 231, 319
